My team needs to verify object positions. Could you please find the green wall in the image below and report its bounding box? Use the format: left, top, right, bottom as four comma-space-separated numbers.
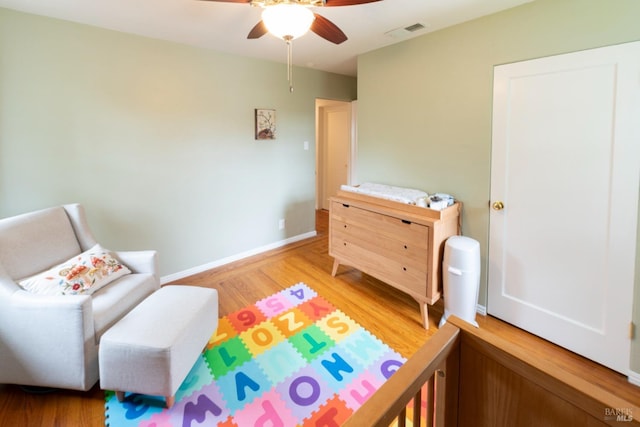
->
0, 8, 356, 277
357, 0, 640, 374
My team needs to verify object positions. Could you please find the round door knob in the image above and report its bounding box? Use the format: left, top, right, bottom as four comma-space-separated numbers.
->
492, 201, 505, 211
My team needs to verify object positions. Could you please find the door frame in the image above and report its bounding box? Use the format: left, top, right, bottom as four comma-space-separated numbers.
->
315, 98, 357, 210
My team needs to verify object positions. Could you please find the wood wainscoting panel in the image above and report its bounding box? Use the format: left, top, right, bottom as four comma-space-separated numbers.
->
458, 342, 607, 426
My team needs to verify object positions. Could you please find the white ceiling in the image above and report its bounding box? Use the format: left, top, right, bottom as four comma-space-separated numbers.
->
0, 0, 533, 76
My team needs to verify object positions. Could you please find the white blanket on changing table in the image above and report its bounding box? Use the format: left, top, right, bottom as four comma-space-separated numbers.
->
340, 182, 428, 205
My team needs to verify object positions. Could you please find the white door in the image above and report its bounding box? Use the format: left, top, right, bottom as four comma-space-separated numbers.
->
488, 41, 640, 375
317, 101, 352, 210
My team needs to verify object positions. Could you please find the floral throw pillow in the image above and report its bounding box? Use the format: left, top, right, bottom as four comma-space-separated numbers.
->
19, 244, 131, 296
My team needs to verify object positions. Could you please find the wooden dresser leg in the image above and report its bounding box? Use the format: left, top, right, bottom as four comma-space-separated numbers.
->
420, 303, 429, 330
331, 259, 340, 276
115, 391, 125, 402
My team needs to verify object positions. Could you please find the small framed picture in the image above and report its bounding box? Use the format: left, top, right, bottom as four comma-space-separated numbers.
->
255, 109, 276, 140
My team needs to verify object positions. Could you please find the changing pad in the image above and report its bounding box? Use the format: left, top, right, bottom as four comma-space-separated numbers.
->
340, 182, 429, 205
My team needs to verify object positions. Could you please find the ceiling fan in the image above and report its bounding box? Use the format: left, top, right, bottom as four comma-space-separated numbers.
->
201, 0, 382, 91
202, 0, 381, 44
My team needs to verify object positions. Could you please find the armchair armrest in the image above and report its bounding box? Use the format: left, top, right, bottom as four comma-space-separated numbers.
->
0, 288, 98, 389
10, 290, 93, 332
115, 250, 159, 279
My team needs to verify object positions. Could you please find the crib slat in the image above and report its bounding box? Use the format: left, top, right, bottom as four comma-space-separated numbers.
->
434, 366, 447, 427
413, 387, 422, 427
426, 376, 434, 427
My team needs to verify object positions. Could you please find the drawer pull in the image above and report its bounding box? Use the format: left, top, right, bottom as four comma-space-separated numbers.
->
342, 203, 350, 208
401, 219, 411, 224
403, 267, 407, 271
404, 245, 408, 249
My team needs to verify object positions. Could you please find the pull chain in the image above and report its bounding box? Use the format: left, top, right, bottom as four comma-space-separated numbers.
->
285, 35, 294, 93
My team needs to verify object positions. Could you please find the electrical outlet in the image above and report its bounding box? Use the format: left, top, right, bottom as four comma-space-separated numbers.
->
279, 219, 285, 230
303, 141, 309, 150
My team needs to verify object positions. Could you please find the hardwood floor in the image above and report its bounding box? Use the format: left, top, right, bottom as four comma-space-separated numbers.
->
0, 209, 637, 426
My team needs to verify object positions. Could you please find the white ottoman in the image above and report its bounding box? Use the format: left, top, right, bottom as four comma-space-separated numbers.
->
99, 285, 218, 408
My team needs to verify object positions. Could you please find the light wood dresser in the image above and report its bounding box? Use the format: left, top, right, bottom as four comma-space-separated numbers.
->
329, 190, 461, 329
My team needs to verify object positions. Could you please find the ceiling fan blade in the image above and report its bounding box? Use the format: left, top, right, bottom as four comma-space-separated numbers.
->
310, 13, 348, 44
247, 20, 268, 39
324, 0, 381, 6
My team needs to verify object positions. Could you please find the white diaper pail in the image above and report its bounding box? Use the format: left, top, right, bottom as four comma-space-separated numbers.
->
439, 236, 480, 328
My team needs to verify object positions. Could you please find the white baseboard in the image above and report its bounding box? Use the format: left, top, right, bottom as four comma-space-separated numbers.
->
160, 231, 317, 284
628, 370, 640, 387
476, 304, 487, 316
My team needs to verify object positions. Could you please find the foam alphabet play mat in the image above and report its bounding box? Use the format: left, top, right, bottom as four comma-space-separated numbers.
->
105, 282, 405, 426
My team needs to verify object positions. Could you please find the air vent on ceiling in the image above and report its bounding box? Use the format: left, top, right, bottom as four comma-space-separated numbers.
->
384, 23, 427, 39
405, 23, 426, 32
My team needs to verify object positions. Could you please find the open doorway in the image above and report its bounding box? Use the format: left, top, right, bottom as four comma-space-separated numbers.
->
315, 99, 357, 214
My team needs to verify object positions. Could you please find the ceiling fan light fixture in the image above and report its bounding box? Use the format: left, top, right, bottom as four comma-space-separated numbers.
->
262, 4, 316, 40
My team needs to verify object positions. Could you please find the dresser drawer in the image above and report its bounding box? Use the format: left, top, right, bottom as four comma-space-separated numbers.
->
331, 201, 429, 248
330, 240, 428, 296
331, 219, 428, 271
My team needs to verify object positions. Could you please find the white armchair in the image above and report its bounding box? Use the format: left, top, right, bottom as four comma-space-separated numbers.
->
0, 204, 160, 391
